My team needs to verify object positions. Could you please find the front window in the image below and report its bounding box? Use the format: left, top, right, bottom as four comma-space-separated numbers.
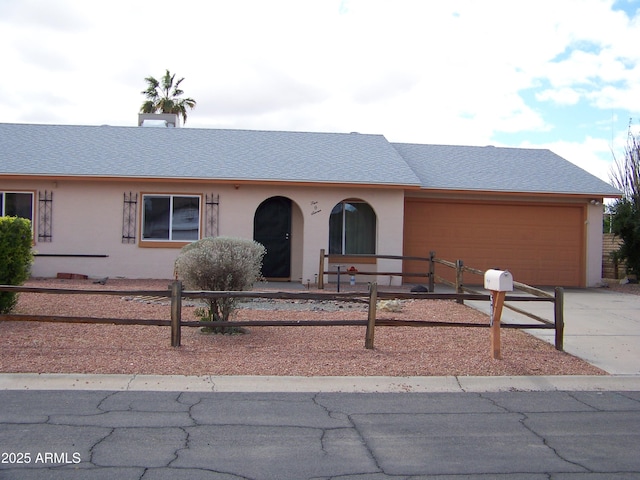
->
329, 200, 376, 254
142, 194, 200, 241
0, 192, 34, 221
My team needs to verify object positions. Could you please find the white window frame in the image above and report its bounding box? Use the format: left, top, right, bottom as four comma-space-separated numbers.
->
0, 191, 34, 221
329, 200, 377, 255
141, 193, 201, 243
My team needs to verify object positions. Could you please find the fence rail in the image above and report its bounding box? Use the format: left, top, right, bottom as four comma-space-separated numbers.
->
318, 249, 435, 291
317, 250, 564, 350
1, 270, 564, 354
442, 257, 564, 350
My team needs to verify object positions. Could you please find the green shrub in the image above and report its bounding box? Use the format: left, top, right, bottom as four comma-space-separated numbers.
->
610, 197, 640, 277
0, 217, 34, 313
174, 237, 266, 333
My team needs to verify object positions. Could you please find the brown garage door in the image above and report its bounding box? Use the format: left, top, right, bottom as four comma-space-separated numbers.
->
403, 199, 586, 287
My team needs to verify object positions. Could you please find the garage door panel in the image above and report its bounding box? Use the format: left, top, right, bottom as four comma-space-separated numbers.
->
403, 199, 585, 287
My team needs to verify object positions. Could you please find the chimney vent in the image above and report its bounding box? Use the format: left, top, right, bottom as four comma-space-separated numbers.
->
138, 113, 180, 128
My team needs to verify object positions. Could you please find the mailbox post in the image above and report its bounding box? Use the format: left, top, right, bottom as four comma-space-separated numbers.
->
484, 269, 513, 359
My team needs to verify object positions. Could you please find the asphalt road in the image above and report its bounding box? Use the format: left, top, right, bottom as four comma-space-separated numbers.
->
1, 287, 638, 478
1, 388, 639, 479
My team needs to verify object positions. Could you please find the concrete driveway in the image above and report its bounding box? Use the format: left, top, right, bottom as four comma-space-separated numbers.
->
464, 286, 640, 375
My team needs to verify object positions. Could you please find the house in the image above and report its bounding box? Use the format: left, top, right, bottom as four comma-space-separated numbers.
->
0, 116, 621, 287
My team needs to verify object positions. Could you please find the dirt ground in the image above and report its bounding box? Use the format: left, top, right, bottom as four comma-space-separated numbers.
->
0, 278, 616, 377
602, 278, 640, 296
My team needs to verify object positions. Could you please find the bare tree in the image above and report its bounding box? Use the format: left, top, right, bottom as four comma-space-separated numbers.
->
609, 120, 640, 277
610, 121, 640, 202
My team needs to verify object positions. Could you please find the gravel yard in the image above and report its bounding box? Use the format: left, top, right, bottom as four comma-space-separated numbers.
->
0, 278, 610, 377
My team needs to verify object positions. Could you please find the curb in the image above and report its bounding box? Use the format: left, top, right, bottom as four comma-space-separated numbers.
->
2, 373, 640, 393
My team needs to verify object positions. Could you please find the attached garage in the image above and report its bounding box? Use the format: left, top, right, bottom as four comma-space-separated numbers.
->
403, 198, 586, 287
393, 142, 621, 288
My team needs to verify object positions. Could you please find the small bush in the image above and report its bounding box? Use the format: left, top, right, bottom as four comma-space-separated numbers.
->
174, 237, 266, 333
610, 198, 640, 276
0, 217, 34, 313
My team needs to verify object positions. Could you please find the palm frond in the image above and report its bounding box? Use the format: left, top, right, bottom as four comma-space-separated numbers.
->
140, 100, 156, 114
171, 77, 186, 98
161, 70, 175, 95
140, 70, 196, 122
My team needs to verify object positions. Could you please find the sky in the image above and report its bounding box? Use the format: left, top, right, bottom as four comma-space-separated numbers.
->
1, 0, 639, 184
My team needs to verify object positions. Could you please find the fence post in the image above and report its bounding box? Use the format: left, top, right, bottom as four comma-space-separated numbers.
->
554, 287, 564, 351
170, 280, 182, 347
318, 249, 325, 289
489, 290, 506, 359
365, 282, 378, 349
429, 250, 435, 293
455, 259, 464, 304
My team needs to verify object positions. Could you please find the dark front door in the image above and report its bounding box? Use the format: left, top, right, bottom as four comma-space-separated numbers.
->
254, 196, 292, 280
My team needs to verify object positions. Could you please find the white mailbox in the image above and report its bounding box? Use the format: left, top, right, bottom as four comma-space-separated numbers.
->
484, 269, 513, 292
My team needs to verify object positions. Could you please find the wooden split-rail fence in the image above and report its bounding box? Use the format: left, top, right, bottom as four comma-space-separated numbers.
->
0, 255, 564, 355
319, 250, 564, 351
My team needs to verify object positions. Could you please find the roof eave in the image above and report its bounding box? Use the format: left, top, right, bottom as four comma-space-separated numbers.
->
412, 187, 623, 199
0, 173, 422, 189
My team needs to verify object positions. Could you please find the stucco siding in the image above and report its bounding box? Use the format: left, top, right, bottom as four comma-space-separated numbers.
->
586, 202, 605, 286
10, 179, 405, 284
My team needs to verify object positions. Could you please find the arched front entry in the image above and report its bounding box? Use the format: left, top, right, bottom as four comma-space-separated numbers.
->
253, 196, 292, 280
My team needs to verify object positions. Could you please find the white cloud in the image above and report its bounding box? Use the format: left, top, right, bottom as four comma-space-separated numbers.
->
520, 136, 616, 183
536, 88, 582, 105
0, 0, 88, 31
0, 0, 638, 178
519, 118, 640, 185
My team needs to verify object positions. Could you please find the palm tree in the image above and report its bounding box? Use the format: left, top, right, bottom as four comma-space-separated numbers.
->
140, 69, 197, 125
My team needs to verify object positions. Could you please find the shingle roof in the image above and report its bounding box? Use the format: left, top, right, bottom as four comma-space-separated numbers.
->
0, 123, 621, 196
0, 123, 421, 187
392, 142, 621, 196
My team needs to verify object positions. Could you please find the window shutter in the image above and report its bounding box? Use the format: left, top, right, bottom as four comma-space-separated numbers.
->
122, 192, 137, 243
204, 194, 219, 238
38, 190, 53, 242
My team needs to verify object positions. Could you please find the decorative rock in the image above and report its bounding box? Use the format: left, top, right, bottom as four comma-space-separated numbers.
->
377, 299, 403, 312
411, 285, 429, 293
